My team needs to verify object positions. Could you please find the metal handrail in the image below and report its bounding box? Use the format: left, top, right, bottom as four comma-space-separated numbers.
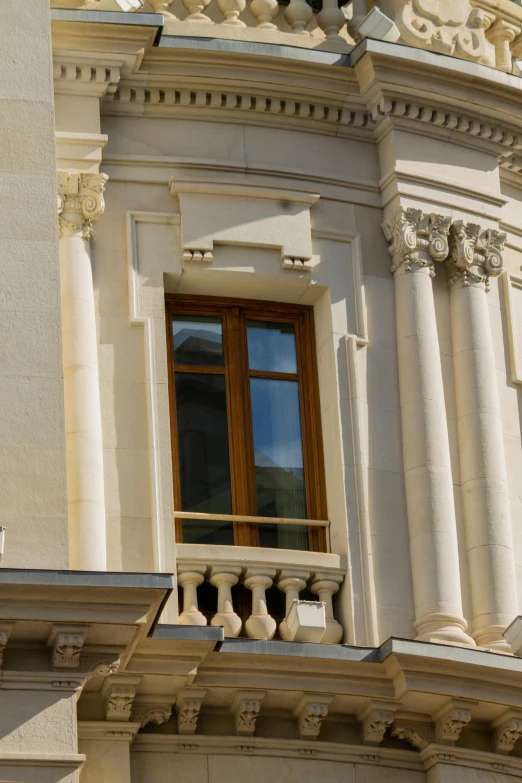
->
173, 511, 329, 527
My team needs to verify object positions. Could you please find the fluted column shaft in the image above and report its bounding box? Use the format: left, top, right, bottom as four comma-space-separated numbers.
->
447, 223, 517, 650
382, 209, 473, 646
58, 172, 108, 571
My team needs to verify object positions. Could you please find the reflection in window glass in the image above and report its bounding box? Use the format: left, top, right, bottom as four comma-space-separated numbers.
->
175, 372, 234, 545
247, 320, 297, 373
250, 377, 308, 550
173, 315, 224, 367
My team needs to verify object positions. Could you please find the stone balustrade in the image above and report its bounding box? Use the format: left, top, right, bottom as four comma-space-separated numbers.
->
177, 554, 345, 643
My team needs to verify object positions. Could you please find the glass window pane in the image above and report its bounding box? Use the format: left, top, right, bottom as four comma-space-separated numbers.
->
173, 315, 224, 367
247, 320, 297, 373
175, 372, 234, 545
250, 377, 309, 550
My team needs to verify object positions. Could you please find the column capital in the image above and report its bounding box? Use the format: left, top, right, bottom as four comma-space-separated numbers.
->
57, 170, 108, 240
447, 221, 506, 290
381, 208, 451, 277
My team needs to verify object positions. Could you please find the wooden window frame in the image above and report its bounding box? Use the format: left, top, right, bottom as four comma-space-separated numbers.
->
166, 294, 327, 552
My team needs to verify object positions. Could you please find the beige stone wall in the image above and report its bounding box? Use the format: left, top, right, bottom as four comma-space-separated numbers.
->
0, 0, 68, 567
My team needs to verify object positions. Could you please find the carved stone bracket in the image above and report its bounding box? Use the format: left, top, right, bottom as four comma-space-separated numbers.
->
47, 626, 87, 671
391, 720, 434, 750
132, 702, 173, 729
359, 704, 397, 746
103, 677, 141, 722
57, 170, 108, 240
230, 691, 266, 736
0, 624, 14, 669
492, 711, 522, 754
176, 688, 207, 735
381, 208, 451, 277
434, 701, 473, 744
447, 221, 506, 291
294, 693, 334, 740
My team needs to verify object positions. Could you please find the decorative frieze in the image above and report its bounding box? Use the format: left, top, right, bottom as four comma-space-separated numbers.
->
447, 221, 505, 290
282, 257, 313, 271
53, 60, 121, 98
182, 248, 214, 263
294, 694, 333, 740
381, 208, 451, 276
176, 689, 207, 735
231, 691, 266, 736
57, 170, 108, 240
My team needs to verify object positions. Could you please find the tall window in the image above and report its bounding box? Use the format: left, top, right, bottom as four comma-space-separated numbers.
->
166, 296, 327, 552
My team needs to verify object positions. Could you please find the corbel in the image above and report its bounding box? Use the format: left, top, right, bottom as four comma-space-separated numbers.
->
434, 700, 476, 745
176, 688, 207, 735
391, 718, 434, 750
492, 710, 522, 754
47, 625, 87, 671
294, 693, 334, 740
132, 699, 174, 729
102, 676, 142, 722
358, 702, 398, 746
230, 691, 266, 736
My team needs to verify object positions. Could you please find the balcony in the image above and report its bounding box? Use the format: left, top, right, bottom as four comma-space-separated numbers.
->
50, 0, 522, 71
175, 513, 346, 643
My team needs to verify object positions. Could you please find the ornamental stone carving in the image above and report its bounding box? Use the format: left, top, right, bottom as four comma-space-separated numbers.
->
380, 0, 488, 64
57, 170, 108, 240
492, 713, 522, 754
358, 705, 397, 746
133, 703, 173, 729
381, 208, 451, 276
294, 694, 333, 739
435, 704, 472, 744
391, 723, 432, 750
176, 689, 206, 735
106, 684, 139, 721
231, 691, 266, 736
447, 221, 505, 290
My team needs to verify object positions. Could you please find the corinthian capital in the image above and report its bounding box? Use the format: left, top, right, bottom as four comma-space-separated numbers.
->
57, 170, 108, 240
447, 221, 505, 290
381, 208, 450, 276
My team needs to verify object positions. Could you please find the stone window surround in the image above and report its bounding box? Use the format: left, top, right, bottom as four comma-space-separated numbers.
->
125, 179, 369, 631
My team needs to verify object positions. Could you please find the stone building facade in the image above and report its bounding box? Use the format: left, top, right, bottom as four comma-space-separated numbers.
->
4, 0, 522, 781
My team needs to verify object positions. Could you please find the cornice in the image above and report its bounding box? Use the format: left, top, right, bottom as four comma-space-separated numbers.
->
103, 80, 373, 139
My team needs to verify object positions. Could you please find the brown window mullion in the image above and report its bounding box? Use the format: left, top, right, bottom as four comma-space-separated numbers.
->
224, 308, 258, 546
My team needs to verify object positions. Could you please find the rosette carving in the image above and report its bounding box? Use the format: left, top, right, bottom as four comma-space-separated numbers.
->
381, 208, 451, 276
57, 170, 108, 240
447, 221, 506, 290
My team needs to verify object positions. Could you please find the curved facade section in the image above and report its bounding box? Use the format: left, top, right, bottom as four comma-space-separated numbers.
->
2, 2, 522, 782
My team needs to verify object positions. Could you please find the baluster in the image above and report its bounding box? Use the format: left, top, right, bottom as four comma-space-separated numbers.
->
277, 571, 309, 641
284, 0, 313, 34
182, 0, 213, 23
317, 0, 346, 41
218, 0, 246, 25
210, 566, 242, 637
249, 0, 279, 30
244, 569, 277, 640
310, 573, 343, 643
148, 0, 178, 19
178, 566, 207, 626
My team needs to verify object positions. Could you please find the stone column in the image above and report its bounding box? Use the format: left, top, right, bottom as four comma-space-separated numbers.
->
446, 222, 518, 651
58, 171, 108, 571
382, 209, 473, 646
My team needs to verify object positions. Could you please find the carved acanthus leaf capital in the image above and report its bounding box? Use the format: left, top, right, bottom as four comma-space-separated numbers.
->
381, 208, 451, 277
57, 170, 108, 240
447, 221, 505, 290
